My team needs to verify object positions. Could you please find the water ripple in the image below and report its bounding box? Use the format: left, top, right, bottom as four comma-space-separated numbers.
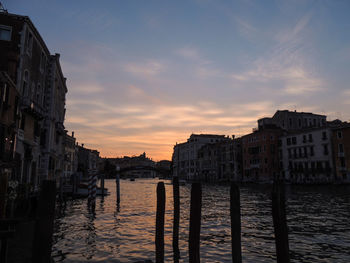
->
52, 179, 350, 262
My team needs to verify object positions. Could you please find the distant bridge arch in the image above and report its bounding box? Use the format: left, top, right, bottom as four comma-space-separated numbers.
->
118, 165, 170, 177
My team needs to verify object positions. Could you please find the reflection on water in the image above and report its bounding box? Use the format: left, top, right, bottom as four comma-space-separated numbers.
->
52, 179, 350, 263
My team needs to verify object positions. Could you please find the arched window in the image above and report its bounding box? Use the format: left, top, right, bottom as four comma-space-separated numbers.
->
36, 84, 41, 103
22, 70, 29, 96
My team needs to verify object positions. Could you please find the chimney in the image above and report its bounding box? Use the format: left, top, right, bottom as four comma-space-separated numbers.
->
82, 143, 84, 147
72, 131, 74, 137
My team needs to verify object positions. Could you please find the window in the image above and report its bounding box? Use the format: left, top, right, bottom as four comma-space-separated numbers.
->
292, 137, 297, 145
13, 96, 19, 121
22, 71, 29, 96
1, 83, 9, 107
323, 144, 329, 155
337, 131, 343, 139
310, 146, 314, 156
40, 52, 46, 72
339, 144, 344, 153
340, 157, 345, 167
322, 131, 327, 140
298, 119, 301, 127
26, 31, 33, 55
36, 84, 41, 103
308, 134, 313, 142
325, 161, 330, 170
20, 114, 26, 130
34, 121, 40, 137
311, 162, 315, 170
0, 25, 12, 41
303, 135, 307, 143
287, 138, 291, 146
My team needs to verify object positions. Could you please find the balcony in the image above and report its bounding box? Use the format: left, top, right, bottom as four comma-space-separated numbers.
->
21, 97, 45, 119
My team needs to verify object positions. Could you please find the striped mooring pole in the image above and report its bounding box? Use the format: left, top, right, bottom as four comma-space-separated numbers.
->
88, 173, 97, 208
92, 174, 97, 203
88, 174, 92, 204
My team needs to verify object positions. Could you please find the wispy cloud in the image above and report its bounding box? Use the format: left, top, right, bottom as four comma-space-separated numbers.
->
65, 98, 277, 159
124, 60, 165, 77
229, 12, 324, 96
276, 12, 312, 44
234, 16, 258, 39
176, 47, 201, 60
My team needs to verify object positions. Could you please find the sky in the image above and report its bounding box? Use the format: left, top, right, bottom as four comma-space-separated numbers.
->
4, 0, 350, 161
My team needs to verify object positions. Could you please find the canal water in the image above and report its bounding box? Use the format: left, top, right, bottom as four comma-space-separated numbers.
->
52, 178, 350, 262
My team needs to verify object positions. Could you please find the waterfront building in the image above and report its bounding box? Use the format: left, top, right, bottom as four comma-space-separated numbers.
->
331, 123, 350, 183
258, 110, 326, 131
40, 54, 67, 183
0, 71, 19, 176
156, 160, 171, 177
63, 131, 78, 180
0, 11, 68, 189
172, 134, 233, 180
241, 127, 282, 183
109, 152, 156, 178
0, 12, 50, 189
77, 144, 100, 178
197, 137, 242, 182
280, 127, 335, 184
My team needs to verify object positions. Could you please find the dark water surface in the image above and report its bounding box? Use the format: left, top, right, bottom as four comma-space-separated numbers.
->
52, 178, 350, 262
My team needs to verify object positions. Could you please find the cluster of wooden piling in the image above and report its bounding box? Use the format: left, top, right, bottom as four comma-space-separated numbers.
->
155, 179, 290, 263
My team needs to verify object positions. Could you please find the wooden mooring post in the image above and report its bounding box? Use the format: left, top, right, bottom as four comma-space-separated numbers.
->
230, 182, 242, 263
101, 174, 105, 197
116, 166, 121, 205
172, 176, 180, 263
32, 180, 56, 263
189, 182, 201, 263
155, 182, 165, 263
272, 181, 290, 263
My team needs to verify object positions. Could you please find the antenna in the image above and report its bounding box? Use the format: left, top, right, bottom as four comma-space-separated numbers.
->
0, 2, 7, 13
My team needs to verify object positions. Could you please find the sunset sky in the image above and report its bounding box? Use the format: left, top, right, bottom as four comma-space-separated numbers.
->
5, 0, 350, 160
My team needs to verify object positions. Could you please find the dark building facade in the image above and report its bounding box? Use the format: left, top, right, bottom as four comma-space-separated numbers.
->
0, 11, 67, 189
241, 127, 282, 183
0, 71, 19, 175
